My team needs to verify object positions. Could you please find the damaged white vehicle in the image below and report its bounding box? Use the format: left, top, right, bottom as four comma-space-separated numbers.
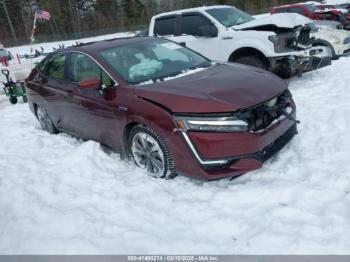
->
312, 20, 350, 59
148, 5, 332, 78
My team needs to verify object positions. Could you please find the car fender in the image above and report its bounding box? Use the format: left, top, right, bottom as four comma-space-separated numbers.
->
122, 96, 192, 168
223, 32, 276, 60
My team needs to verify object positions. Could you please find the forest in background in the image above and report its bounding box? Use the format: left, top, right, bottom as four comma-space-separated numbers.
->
0, 0, 304, 47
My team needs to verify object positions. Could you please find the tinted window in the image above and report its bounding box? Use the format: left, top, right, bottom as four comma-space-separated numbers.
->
154, 16, 176, 36
69, 53, 114, 87
181, 14, 213, 36
46, 54, 66, 80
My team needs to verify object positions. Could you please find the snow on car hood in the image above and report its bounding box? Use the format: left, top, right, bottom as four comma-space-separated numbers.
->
133, 63, 288, 113
233, 13, 312, 30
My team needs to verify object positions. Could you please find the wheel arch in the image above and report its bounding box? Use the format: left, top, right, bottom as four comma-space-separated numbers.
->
311, 39, 336, 59
228, 47, 270, 68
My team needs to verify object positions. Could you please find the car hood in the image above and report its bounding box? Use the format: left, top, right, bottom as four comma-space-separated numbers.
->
133, 63, 288, 114
234, 13, 312, 30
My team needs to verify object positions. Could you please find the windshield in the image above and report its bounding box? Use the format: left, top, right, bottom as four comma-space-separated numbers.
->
305, 4, 320, 12
100, 39, 211, 85
206, 7, 254, 27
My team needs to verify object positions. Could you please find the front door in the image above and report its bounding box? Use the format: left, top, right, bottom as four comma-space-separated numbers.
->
63, 52, 125, 149
171, 12, 221, 61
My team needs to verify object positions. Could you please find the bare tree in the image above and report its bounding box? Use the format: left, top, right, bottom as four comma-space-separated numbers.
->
1, 0, 17, 44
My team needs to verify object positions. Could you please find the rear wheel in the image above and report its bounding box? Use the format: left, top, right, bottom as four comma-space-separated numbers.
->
234, 56, 268, 70
36, 105, 58, 134
129, 125, 175, 179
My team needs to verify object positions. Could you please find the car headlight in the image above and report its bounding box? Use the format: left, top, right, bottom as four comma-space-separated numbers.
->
268, 35, 295, 53
343, 36, 350, 45
329, 35, 341, 44
174, 116, 248, 132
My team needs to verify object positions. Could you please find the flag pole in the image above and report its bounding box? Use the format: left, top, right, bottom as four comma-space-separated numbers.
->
30, 11, 37, 68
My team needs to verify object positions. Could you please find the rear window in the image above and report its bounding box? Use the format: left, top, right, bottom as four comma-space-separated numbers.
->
154, 16, 176, 36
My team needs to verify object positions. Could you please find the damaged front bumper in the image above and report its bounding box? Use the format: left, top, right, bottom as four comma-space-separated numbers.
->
270, 46, 332, 76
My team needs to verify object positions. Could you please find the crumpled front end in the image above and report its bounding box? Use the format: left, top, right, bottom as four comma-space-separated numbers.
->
269, 25, 332, 76
173, 90, 299, 180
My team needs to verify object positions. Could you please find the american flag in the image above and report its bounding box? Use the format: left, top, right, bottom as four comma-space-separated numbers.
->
35, 10, 51, 21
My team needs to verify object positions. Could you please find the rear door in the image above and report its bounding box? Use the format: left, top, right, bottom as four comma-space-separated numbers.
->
29, 53, 73, 129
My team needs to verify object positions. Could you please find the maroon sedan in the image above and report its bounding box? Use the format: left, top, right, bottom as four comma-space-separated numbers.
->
26, 37, 298, 180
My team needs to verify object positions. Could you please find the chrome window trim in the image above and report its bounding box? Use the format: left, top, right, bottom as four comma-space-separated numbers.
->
60, 50, 119, 87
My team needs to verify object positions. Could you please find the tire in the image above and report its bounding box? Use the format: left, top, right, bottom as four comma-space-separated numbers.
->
22, 95, 28, 103
9, 96, 17, 104
36, 105, 58, 134
129, 124, 175, 179
275, 66, 293, 79
234, 56, 267, 70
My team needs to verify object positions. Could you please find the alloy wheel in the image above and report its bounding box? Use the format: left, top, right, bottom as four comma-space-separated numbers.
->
131, 132, 165, 178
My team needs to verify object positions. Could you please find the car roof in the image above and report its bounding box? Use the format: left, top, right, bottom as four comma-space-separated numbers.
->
63, 36, 156, 54
274, 3, 312, 8
153, 5, 233, 19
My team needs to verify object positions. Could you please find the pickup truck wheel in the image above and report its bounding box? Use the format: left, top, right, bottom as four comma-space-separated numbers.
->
234, 56, 267, 70
129, 125, 175, 179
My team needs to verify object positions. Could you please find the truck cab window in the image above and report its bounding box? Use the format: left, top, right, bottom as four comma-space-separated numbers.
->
181, 14, 215, 37
154, 16, 176, 36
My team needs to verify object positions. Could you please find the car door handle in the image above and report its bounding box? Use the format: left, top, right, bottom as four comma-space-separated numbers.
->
66, 90, 74, 97
179, 42, 186, 47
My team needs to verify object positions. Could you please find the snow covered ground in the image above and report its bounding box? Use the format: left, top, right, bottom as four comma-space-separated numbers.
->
1, 36, 350, 255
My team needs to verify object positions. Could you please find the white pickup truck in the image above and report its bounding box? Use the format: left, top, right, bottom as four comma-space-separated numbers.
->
147, 5, 332, 77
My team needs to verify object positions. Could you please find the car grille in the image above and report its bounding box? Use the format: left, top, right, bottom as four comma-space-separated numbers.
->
240, 90, 293, 132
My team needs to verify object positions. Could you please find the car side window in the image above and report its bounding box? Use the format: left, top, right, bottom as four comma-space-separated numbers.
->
69, 53, 114, 88
181, 14, 214, 37
46, 54, 66, 80
154, 16, 176, 36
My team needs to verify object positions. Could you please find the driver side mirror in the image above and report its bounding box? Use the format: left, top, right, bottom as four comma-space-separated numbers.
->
198, 24, 218, 38
78, 78, 101, 89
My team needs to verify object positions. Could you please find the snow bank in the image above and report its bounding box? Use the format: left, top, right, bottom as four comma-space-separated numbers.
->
1, 57, 350, 254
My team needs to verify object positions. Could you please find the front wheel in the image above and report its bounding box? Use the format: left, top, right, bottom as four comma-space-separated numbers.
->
234, 56, 268, 70
129, 125, 175, 179
36, 105, 58, 134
